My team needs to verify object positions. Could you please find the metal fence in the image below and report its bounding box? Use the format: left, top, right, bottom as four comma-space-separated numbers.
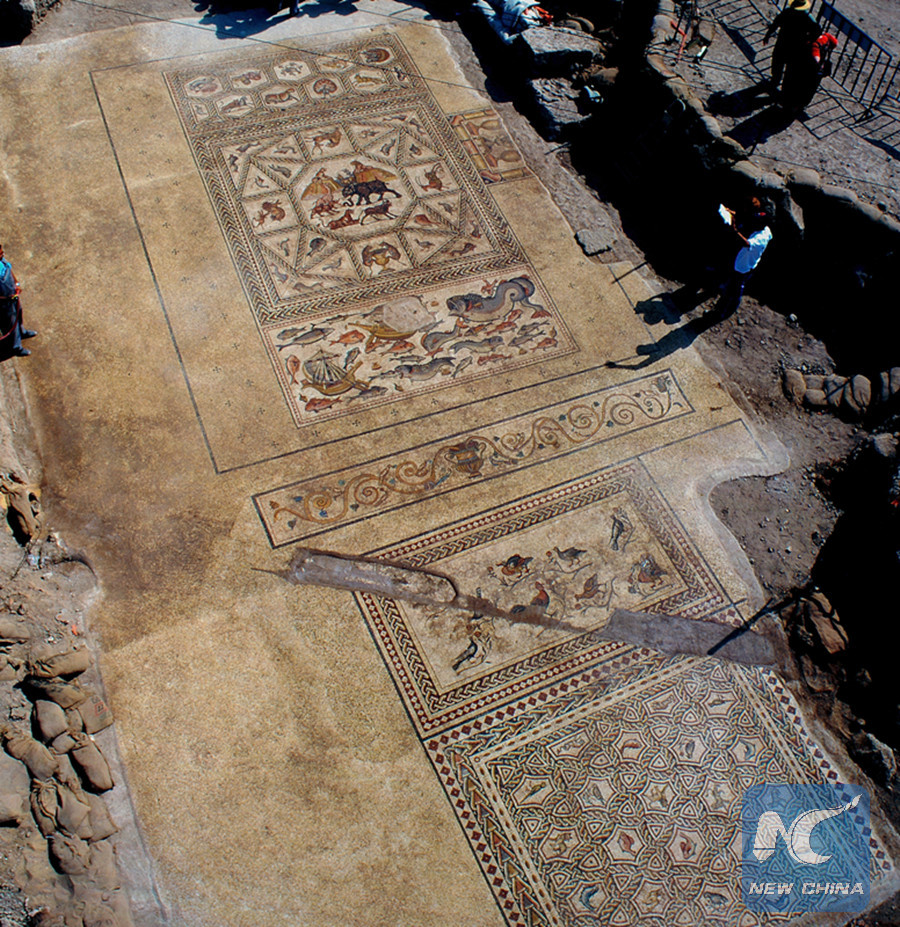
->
873, 59, 900, 114
810, 0, 893, 112
668, 0, 899, 118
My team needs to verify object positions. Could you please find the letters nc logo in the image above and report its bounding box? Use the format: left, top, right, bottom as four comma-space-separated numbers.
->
752, 793, 862, 865
741, 783, 870, 913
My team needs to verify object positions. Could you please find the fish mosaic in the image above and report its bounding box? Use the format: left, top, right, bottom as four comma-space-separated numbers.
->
267, 270, 576, 424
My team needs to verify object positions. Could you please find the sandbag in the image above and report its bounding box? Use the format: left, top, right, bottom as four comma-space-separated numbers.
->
30, 778, 59, 835
0, 617, 30, 641
67, 706, 85, 733
70, 734, 113, 792
56, 781, 93, 839
0, 748, 30, 802
34, 700, 69, 742
55, 752, 81, 790
3, 725, 58, 779
78, 694, 114, 735
0, 787, 24, 825
51, 732, 77, 754
29, 645, 92, 679
82, 902, 122, 927
49, 832, 92, 876
26, 677, 91, 709
88, 840, 121, 891
86, 794, 118, 842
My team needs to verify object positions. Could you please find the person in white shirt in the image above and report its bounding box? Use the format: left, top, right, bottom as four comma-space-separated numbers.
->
716, 197, 773, 317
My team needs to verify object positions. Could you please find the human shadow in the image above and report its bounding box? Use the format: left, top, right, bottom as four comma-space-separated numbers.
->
195, 0, 367, 39
288, 0, 365, 19
195, 2, 285, 39
707, 82, 774, 119
608, 296, 735, 370
633, 294, 682, 326
634, 281, 724, 325
726, 104, 796, 149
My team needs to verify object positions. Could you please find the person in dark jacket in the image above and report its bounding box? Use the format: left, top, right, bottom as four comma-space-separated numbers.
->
763, 0, 819, 91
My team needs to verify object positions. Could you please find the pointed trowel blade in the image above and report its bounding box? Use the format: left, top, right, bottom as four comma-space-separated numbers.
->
598, 608, 776, 667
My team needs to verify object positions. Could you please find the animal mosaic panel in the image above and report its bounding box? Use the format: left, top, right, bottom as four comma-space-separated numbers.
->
267, 268, 574, 424
164, 35, 569, 426
426, 657, 893, 927
355, 460, 736, 735
450, 108, 531, 184
255, 370, 693, 544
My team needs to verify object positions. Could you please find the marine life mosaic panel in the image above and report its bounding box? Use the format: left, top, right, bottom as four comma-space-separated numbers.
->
164, 35, 572, 426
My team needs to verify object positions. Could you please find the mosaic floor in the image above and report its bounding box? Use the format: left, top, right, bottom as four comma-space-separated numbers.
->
4, 14, 894, 927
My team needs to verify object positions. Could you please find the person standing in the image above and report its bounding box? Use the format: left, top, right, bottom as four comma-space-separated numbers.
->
782, 31, 838, 112
713, 197, 773, 318
0, 244, 37, 358
763, 0, 819, 92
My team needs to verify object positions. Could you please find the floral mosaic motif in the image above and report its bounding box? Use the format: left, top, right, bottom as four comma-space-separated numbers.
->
426, 657, 894, 927
256, 371, 690, 542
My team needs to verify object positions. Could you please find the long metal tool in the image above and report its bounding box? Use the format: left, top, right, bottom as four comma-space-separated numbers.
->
271, 549, 777, 667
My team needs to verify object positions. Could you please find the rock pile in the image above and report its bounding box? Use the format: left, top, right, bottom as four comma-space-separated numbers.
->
0, 0, 59, 43
782, 365, 900, 419
1, 629, 133, 927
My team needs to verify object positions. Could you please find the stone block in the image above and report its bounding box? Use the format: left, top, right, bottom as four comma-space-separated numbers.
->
804, 389, 827, 407
528, 78, 588, 139
786, 167, 821, 192
823, 374, 847, 408
782, 368, 806, 403
519, 27, 600, 74
700, 114, 722, 138
871, 433, 898, 458
759, 170, 787, 194
576, 226, 614, 255
808, 609, 848, 655
731, 160, 763, 186
879, 368, 900, 404
840, 382, 863, 417
849, 374, 871, 411
822, 183, 861, 209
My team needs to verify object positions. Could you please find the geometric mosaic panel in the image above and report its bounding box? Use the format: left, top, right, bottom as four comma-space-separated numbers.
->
164, 34, 576, 427
425, 655, 894, 927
